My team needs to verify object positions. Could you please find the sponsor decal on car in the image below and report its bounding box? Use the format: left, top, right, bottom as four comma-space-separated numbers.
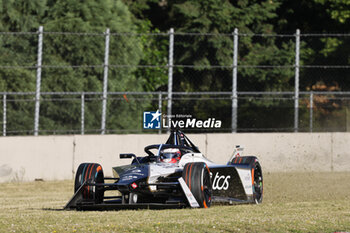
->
236, 168, 253, 195
211, 172, 231, 191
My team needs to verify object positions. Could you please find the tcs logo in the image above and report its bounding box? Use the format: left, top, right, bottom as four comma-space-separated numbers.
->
211, 172, 231, 190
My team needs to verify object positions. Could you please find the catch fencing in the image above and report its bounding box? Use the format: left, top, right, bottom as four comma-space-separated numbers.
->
0, 28, 349, 135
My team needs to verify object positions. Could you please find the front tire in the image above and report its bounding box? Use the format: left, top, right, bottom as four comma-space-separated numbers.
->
230, 156, 263, 204
74, 163, 104, 204
182, 162, 212, 208
252, 160, 263, 204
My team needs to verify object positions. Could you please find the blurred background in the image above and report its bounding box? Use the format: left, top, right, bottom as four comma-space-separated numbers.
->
0, 0, 349, 135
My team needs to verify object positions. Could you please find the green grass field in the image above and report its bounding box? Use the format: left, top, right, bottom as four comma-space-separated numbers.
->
0, 172, 349, 232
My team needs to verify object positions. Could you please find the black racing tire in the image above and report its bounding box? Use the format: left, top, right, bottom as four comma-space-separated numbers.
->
252, 160, 263, 204
182, 162, 212, 208
230, 156, 263, 204
74, 163, 104, 204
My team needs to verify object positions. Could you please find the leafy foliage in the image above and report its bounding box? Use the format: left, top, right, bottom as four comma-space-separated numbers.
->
0, 0, 145, 134
0, 0, 349, 133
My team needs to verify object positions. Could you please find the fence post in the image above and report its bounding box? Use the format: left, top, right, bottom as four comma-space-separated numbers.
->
34, 26, 43, 136
3, 94, 6, 136
167, 28, 174, 132
101, 28, 110, 135
294, 29, 300, 132
232, 28, 238, 133
81, 93, 85, 135
309, 91, 313, 132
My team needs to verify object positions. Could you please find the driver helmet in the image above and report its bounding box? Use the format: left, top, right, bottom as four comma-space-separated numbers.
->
160, 148, 181, 163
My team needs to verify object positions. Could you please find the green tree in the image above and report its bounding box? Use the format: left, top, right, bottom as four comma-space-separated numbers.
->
126, 0, 296, 131
274, 0, 350, 90
125, 0, 350, 132
0, 0, 46, 134
274, 0, 350, 132
314, 0, 350, 24
122, 0, 169, 92
0, 0, 146, 134
40, 0, 145, 133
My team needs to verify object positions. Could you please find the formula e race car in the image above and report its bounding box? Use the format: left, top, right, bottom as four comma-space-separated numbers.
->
65, 130, 263, 210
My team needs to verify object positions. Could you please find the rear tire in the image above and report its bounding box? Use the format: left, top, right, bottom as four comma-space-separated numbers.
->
182, 162, 212, 208
74, 163, 104, 204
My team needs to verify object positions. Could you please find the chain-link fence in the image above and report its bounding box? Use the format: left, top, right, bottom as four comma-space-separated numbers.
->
0, 28, 349, 135
1, 91, 350, 135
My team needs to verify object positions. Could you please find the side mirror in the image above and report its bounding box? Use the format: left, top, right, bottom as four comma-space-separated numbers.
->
120, 153, 136, 159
